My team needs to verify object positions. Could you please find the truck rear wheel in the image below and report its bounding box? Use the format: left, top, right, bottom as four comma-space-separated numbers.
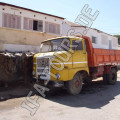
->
103, 68, 117, 85
66, 72, 83, 95
103, 74, 107, 84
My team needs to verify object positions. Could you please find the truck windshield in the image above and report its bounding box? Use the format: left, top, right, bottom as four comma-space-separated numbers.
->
40, 38, 70, 53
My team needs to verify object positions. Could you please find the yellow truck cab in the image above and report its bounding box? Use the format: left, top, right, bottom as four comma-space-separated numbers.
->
33, 36, 89, 95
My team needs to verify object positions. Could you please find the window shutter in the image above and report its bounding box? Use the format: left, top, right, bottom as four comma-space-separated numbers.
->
3, 13, 8, 27
45, 22, 49, 33
3, 13, 21, 29
17, 16, 21, 29
45, 21, 60, 34
14, 15, 17, 29
11, 15, 15, 28
8, 14, 12, 28
53, 24, 56, 34
29, 19, 33, 30
24, 18, 29, 30
56, 24, 60, 34
49, 23, 53, 33
24, 18, 33, 30
38, 21, 43, 31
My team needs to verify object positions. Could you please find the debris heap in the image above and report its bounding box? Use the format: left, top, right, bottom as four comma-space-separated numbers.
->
0, 52, 34, 84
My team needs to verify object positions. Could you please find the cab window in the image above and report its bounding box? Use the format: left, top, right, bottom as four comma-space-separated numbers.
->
72, 40, 83, 51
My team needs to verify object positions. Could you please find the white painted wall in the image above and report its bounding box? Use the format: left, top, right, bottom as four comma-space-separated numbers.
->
0, 5, 63, 35
0, 6, 3, 27
0, 4, 63, 52
0, 5, 118, 51
62, 21, 72, 36
3, 44, 40, 53
62, 21, 118, 50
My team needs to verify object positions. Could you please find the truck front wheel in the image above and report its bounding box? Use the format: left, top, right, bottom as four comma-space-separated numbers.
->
103, 68, 117, 85
66, 73, 83, 95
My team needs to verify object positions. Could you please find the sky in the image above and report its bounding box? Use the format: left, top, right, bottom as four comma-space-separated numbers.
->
0, 0, 120, 35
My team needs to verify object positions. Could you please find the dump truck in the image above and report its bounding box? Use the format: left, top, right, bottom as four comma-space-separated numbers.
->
33, 36, 120, 95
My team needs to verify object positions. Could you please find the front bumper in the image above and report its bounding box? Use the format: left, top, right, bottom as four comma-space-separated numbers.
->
35, 78, 64, 88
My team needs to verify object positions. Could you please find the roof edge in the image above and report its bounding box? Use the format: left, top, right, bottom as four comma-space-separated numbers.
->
0, 2, 65, 19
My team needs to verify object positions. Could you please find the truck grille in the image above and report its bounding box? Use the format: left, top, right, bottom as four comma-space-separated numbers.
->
37, 68, 49, 73
37, 58, 49, 68
36, 58, 50, 80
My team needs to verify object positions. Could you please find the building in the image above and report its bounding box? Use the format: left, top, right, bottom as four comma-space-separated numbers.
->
0, 2, 64, 52
62, 20, 118, 50
0, 2, 118, 53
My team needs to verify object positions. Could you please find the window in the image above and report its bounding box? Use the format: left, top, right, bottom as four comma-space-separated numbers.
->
72, 40, 83, 51
24, 18, 33, 30
40, 38, 70, 53
24, 18, 43, 32
33, 20, 43, 31
2, 13, 21, 29
118, 38, 120, 45
92, 36, 97, 44
45, 22, 60, 35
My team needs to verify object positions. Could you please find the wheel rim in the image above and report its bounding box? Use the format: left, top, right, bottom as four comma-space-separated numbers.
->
75, 80, 80, 88
71, 75, 82, 91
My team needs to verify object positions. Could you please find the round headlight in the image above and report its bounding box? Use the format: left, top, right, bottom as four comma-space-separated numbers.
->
55, 73, 60, 80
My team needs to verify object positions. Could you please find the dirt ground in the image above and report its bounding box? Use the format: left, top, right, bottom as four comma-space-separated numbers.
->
0, 72, 120, 120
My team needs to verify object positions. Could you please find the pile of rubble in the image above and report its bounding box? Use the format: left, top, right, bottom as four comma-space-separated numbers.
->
0, 52, 35, 84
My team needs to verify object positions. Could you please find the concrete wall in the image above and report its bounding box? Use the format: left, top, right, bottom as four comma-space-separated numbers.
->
0, 27, 58, 52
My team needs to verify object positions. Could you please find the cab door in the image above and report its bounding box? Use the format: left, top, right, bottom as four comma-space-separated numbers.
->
72, 39, 87, 68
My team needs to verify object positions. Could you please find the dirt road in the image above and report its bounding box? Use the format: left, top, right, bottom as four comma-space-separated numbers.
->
0, 73, 120, 120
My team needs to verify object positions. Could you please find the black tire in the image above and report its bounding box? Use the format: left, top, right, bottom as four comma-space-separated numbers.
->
103, 74, 108, 84
66, 72, 83, 95
103, 68, 117, 85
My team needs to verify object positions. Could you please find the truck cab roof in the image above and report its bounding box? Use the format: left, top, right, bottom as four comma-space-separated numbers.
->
42, 36, 83, 43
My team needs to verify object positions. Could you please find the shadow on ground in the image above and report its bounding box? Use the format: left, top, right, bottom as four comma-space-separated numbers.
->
0, 81, 35, 101
0, 79, 120, 109
46, 80, 120, 109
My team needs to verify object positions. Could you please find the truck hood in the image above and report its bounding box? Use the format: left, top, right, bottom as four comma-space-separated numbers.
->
34, 51, 66, 58
35, 52, 54, 58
